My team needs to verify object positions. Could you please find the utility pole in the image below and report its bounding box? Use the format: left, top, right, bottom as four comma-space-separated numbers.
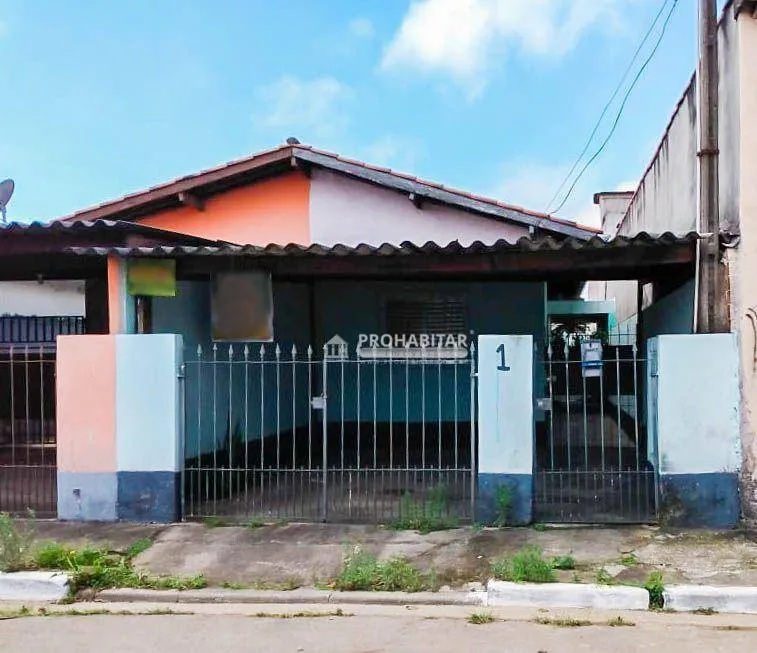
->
696, 0, 722, 333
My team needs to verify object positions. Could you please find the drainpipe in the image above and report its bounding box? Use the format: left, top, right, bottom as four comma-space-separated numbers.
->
696, 0, 723, 333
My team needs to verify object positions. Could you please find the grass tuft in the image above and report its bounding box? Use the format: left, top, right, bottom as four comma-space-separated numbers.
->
607, 616, 635, 627
644, 571, 665, 610
490, 546, 556, 583
551, 555, 576, 571
0, 513, 34, 572
692, 607, 717, 615
32, 541, 206, 594
333, 546, 434, 592
467, 611, 495, 625
390, 487, 459, 534
534, 616, 592, 628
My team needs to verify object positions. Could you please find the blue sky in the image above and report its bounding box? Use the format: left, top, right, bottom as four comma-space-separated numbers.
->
0, 0, 718, 227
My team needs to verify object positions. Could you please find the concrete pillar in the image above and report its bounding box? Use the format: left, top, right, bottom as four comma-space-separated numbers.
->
476, 335, 533, 525
57, 334, 183, 522
648, 334, 741, 527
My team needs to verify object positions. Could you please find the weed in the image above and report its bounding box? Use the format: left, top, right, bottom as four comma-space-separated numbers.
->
693, 607, 717, 615
0, 513, 33, 572
531, 523, 547, 532
274, 518, 290, 527
607, 616, 635, 627
202, 516, 231, 529
252, 609, 351, 619
249, 577, 303, 591
551, 555, 576, 571
493, 485, 512, 527
490, 546, 556, 583
467, 611, 495, 625
391, 487, 459, 534
125, 538, 152, 560
594, 568, 616, 585
619, 553, 639, 567
222, 581, 248, 590
244, 517, 267, 530
334, 546, 433, 592
645, 571, 665, 610
32, 542, 206, 594
534, 616, 592, 628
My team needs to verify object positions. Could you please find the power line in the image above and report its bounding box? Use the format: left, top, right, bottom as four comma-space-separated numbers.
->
550, 0, 680, 217
545, 0, 673, 213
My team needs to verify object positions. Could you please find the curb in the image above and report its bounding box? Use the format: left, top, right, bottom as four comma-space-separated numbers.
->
486, 580, 649, 611
96, 588, 486, 607
0, 571, 70, 601
664, 586, 757, 614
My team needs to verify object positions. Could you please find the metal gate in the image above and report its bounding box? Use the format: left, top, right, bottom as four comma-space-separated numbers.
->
534, 333, 656, 523
0, 316, 82, 516
182, 341, 476, 524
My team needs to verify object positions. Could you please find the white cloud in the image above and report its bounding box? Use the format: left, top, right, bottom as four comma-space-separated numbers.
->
254, 76, 354, 141
381, 0, 622, 92
349, 17, 375, 39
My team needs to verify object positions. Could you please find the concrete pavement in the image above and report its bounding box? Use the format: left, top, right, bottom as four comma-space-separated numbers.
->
22, 520, 757, 588
2, 601, 757, 652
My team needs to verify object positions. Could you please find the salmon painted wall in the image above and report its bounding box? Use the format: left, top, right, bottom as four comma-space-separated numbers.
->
141, 170, 310, 245
56, 335, 117, 473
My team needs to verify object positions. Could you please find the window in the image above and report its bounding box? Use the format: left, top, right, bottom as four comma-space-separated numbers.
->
385, 297, 468, 335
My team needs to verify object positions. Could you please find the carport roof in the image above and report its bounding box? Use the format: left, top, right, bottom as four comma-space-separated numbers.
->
60, 232, 699, 283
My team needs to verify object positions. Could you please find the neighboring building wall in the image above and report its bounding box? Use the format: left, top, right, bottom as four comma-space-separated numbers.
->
0, 281, 85, 316
140, 170, 311, 245
595, 4, 741, 334
733, 9, 757, 519
308, 168, 528, 246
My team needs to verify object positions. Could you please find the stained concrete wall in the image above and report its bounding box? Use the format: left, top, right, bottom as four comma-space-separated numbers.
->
56, 334, 183, 522
732, 9, 757, 520
648, 334, 741, 527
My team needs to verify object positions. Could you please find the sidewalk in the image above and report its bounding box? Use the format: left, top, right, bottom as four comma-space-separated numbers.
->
22, 520, 757, 588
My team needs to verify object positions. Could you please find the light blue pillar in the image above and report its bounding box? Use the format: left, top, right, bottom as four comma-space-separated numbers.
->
647, 334, 741, 527
115, 334, 183, 522
477, 335, 534, 524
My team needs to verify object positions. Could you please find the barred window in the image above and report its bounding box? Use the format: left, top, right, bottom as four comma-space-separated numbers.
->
385, 297, 468, 335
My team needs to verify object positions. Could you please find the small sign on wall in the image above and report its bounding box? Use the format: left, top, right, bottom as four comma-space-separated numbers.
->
580, 340, 603, 378
127, 259, 177, 297
211, 271, 273, 341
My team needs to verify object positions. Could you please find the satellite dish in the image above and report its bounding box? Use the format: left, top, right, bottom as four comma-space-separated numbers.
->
0, 179, 14, 224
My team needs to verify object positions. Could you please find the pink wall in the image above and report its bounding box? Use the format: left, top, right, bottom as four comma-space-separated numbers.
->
56, 336, 117, 473
308, 168, 528, 247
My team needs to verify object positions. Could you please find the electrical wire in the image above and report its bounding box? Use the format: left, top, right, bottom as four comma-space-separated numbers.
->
550, 0, 680, 217
545, 0, 673, 213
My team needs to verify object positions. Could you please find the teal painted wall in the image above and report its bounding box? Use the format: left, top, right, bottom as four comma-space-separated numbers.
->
153, 279, 546, 456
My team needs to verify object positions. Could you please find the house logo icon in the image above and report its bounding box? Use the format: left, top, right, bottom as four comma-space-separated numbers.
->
324, 334, 349, 360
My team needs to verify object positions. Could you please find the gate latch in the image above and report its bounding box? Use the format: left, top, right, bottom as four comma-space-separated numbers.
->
311, 395, 326, 410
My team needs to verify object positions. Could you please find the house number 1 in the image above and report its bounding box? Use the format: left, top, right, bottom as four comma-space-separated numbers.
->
496, 344, 511, 372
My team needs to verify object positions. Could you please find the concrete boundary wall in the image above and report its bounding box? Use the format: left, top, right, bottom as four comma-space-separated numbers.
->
57, 334, 183, 522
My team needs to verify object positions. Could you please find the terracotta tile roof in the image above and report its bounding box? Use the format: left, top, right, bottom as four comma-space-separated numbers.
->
56, 143, 601, 239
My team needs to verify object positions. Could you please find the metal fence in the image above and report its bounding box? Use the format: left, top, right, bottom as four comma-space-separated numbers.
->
182, 342, 477, 524
534, 331, 656, 523
0, 345, 58, 516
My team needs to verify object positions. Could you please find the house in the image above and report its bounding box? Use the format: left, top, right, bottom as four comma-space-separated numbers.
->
0, 141, 715, 527
588, 0, 756, 525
